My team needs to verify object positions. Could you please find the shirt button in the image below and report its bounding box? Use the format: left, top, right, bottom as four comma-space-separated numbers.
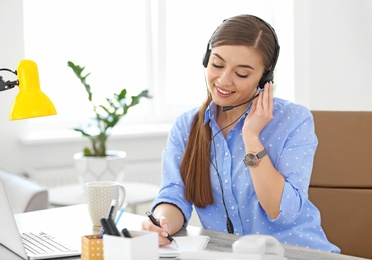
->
231, 206, 235, 210
225, 152, 229, 156
224, 179, 228, 184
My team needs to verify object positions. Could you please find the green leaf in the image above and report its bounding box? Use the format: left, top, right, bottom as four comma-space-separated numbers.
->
68, 61, 151, 156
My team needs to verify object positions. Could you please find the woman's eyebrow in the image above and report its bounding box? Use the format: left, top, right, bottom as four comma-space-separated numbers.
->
212, 53, 255, 70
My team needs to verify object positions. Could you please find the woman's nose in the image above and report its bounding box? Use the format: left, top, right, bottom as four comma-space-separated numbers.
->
217, 69, 233, 86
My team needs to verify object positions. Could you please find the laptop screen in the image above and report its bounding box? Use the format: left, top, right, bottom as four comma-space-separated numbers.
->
0, 179, 28, 259
0, 179, 80, 260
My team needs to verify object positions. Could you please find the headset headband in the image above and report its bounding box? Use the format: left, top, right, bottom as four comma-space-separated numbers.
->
202, 15, 280, 89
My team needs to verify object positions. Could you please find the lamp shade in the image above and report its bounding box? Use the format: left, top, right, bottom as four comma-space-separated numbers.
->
10, 60, 57, 120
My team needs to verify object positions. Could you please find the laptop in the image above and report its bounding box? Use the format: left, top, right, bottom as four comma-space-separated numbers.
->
0, 179, 81, 259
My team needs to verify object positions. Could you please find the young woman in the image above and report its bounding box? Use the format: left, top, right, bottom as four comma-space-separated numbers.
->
142, 14, 340, 253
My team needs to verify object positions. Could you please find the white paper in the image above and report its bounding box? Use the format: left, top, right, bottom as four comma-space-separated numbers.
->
159, 235, 210, 258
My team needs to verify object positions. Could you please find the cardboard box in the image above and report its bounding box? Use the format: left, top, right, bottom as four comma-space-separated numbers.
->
81, 234, 103, 260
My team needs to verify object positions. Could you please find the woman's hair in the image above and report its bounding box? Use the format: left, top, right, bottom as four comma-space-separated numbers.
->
180, 15, 278, 208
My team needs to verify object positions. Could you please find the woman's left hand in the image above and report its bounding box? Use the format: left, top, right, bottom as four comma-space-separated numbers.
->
243, 82, 274, 142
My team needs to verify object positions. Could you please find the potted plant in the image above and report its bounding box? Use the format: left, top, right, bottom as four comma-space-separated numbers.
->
67, 61, 151, 182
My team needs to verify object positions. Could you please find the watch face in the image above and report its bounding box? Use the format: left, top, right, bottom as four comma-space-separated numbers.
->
244, 153, 259, 167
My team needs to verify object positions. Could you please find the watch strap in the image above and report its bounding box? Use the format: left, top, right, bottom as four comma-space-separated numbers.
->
256, 148, 268, 160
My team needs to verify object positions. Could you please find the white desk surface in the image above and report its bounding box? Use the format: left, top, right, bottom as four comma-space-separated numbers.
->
7, 204, 368, 260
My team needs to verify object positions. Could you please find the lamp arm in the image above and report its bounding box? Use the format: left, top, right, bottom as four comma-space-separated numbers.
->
0, 68, 19, 92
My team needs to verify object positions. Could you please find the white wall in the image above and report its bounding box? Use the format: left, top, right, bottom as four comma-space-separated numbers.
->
0, 0, 29, 174
294, 0, 372, 110
1, 0, 372, 182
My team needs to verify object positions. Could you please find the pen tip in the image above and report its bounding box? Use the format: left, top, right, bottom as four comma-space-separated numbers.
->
173, 240, 179, 248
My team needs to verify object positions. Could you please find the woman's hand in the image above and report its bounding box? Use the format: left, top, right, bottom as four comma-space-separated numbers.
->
142, 203, 184, 245
141, 215, 172, 246
243, 82, 274, 145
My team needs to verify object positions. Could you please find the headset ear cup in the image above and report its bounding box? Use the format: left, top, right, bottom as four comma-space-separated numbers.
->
202, 48, 211, 68
265, 71, 274, 84
258, 71, 274, 89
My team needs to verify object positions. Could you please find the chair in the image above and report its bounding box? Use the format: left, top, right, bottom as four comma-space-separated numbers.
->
0, 168, 49, 213
309, 111, 372, 259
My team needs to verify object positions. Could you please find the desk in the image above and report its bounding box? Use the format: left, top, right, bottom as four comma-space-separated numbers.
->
48, 182, 159, 213
6, 204, 368, 260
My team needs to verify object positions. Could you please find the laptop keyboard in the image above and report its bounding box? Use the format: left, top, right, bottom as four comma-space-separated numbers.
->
21, 232, 78, 255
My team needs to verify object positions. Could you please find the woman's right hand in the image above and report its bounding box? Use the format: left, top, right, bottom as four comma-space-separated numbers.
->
141, 215, 172, 246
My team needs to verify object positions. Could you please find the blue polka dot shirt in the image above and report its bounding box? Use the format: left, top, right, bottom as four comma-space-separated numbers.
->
152, 98, 340, 253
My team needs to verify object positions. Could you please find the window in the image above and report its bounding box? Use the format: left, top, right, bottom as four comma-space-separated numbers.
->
23, 0, 294, 134
23, 0, 150, 131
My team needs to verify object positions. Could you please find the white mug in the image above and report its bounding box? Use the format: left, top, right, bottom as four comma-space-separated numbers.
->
85, 181, 126, 229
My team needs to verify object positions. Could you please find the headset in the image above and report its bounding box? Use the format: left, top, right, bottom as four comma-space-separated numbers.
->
202, 15, 280, 90
207, 15, 280, 234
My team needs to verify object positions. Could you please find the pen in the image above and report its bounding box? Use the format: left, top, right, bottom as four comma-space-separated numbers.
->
115, 207, 125, 225
100, 218, 121, 236
100, 218, 111, 235
107, 199, 117, 219
122, 228, 132, 238
146, 211, 178, 248
106, 217, 121, 236
99, 199, 116, 238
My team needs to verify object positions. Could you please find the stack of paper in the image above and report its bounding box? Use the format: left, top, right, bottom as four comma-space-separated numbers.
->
159, 235, 210, 258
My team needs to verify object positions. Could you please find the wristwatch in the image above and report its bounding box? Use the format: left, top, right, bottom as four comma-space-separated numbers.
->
243, 148, 268, 167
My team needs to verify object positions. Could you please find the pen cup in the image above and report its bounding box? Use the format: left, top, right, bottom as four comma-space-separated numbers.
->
81, 234, 103, 260
103, 230, 158, 260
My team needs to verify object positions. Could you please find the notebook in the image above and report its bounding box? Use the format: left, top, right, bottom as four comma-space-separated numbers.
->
0, 179, 81, 260
159, 235, 210, 258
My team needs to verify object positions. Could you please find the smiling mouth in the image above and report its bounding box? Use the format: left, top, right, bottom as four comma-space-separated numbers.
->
216, 86, 234, 95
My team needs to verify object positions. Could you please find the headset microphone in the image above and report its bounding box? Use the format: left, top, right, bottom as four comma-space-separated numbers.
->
221, 90, 261, 112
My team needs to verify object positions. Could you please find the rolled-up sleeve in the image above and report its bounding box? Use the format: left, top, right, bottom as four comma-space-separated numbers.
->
268, 110, 318, 224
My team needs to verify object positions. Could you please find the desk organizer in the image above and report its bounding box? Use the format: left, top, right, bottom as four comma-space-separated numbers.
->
103, 230, 158, 260
81, 234, 103, 260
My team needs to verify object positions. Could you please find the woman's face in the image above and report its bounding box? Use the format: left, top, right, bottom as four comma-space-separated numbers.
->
206, 45, 265, 109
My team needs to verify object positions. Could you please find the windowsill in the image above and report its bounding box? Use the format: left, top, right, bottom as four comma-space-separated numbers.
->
19, 123, 172, 146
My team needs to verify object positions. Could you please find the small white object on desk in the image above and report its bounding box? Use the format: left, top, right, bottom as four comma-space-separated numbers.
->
179, 234, 286, 260
233, 235, 285, 256
103, 230, 158, 260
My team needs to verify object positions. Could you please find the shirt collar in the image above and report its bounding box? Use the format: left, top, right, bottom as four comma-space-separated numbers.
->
204, 101, 216, 125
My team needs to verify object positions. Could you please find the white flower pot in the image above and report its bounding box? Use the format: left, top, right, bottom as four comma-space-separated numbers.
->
73, 150, 127, 183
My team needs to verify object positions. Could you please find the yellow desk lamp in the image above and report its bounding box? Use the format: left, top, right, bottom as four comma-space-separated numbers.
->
0, 60, 57, 120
